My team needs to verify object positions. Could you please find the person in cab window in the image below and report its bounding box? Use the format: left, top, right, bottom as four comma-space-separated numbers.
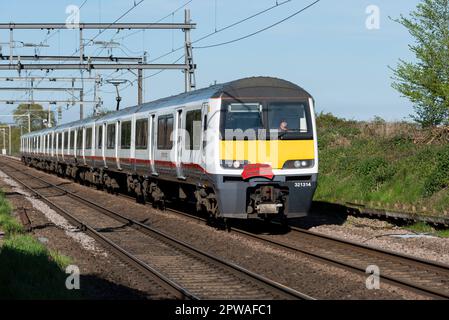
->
279, 120, 289, 131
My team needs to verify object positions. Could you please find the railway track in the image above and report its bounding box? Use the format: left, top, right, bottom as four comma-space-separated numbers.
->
0, 158, 313, 300
3, 156, 449, 299
154, 207, 449, 299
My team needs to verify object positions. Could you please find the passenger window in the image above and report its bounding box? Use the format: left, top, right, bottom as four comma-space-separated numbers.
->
135, 119, 148, 150
120, 121, 132, 149
76, 129, 83, 150
64, 132, 68, 149
185, 110, 202, 150
157, 117, 165, 149
97, 126, 103, 149
58, 133, 62, 149
166, 116, 174, 149
107, 124, 116, 149
85, 128, 92, 150
70, 131, 75, 149
157, 115, 174, 150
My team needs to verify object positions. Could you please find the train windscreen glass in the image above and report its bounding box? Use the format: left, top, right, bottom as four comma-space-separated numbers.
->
268, 102, 308, 133
221, 101, 311, 140
224, 103, 263, 132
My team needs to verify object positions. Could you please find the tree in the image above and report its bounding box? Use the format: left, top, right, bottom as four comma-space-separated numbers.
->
391, 0, 449, 127
13, 103, 56, 132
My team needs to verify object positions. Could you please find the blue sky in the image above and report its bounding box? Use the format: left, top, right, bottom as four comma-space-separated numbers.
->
0, 0, 422, 124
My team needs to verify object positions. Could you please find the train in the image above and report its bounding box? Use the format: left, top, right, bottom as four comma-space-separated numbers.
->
20, 77, 318, 221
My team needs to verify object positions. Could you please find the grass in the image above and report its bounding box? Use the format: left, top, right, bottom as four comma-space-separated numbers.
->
0, 197, 23, 234
315, 113, 449, 216
0, 191, 81, 299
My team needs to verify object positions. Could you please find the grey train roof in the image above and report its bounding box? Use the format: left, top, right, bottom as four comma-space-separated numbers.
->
23, 77, 312, 137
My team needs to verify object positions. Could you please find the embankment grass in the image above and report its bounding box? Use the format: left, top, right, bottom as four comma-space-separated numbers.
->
0, 191, 80, 299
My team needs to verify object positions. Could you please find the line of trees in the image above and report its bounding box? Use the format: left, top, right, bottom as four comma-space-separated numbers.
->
0, 104, 55, 155
13, 103, 56, 132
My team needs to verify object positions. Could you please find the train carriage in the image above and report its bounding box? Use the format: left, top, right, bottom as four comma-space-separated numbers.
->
21, 77, 318, 221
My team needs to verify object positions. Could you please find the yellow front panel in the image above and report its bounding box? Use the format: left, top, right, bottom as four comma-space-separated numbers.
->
220, 140, 315, 169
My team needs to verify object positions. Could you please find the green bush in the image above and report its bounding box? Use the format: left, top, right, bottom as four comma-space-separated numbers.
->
423, 149, 449, 197
355, 157, 395, 191
315, 112, 449, 215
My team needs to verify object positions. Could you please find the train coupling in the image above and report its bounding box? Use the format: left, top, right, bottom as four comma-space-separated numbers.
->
247, 185, 287, 216
255, 203, 283, 214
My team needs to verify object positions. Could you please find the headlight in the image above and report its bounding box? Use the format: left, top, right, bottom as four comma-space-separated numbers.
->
221, 160, 249, 169
283, 159, 314, 169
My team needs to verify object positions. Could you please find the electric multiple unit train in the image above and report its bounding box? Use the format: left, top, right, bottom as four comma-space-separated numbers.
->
20, 77, 318, 220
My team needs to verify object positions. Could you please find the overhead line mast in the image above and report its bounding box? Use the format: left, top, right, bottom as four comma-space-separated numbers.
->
0, 9, 197, 120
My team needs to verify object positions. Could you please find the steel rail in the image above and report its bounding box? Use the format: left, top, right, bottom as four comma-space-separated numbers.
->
167, 207, 449, 300
6, 156, 449, 299
0, 163, 197, 300
0, 159, 313, 300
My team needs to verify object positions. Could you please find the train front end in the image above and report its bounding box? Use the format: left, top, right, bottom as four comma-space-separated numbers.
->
210, 78, 318, 220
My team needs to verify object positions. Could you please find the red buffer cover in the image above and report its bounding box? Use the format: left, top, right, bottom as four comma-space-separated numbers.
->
241, 163, 274, 180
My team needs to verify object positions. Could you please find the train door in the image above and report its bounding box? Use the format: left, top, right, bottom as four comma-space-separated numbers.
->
93, 123, 103, 167
75, 127, 83, 161
101, 123, 106, 167
181, 107, 203, 178
55, 132, 59, 162
105, 122, 116, 169
118, 118, 132, 171
134, 115, 149, 174
62, 131, 67, 162
82, 128, 86, 164
175, 109, 185, 179
115, 121, 121, 170
83, 126, 92, 166
148, 114, 157, 176
155, 113, 174, 175
201, 102, 209, 170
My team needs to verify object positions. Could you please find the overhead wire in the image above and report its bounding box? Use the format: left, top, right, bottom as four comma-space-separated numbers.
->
148, 0, 294, 63
194, 0, 321, 49
87, 0, 195, 99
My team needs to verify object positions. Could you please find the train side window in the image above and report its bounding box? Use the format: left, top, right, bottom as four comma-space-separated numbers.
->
107, 124, 116, 149
76, 129, 83, 150
85, 127, 92, 150
97, 125, 103, 149
120, 121, 131, 149
64, 132, 68, 149
166, 116, 174, 149
157, 115, 174, 150
58, 133, 62, 149
135, 118, 148, 150
70, 131, 75, 149
185, 110, 202, 150
157, 117, 165, 149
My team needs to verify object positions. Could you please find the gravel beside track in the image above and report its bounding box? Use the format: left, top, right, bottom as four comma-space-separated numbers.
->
0, 159, 311, 300
0, 156, 436, 300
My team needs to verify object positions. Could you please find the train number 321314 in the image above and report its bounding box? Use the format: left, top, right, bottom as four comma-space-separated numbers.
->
295, 182, 312, 188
